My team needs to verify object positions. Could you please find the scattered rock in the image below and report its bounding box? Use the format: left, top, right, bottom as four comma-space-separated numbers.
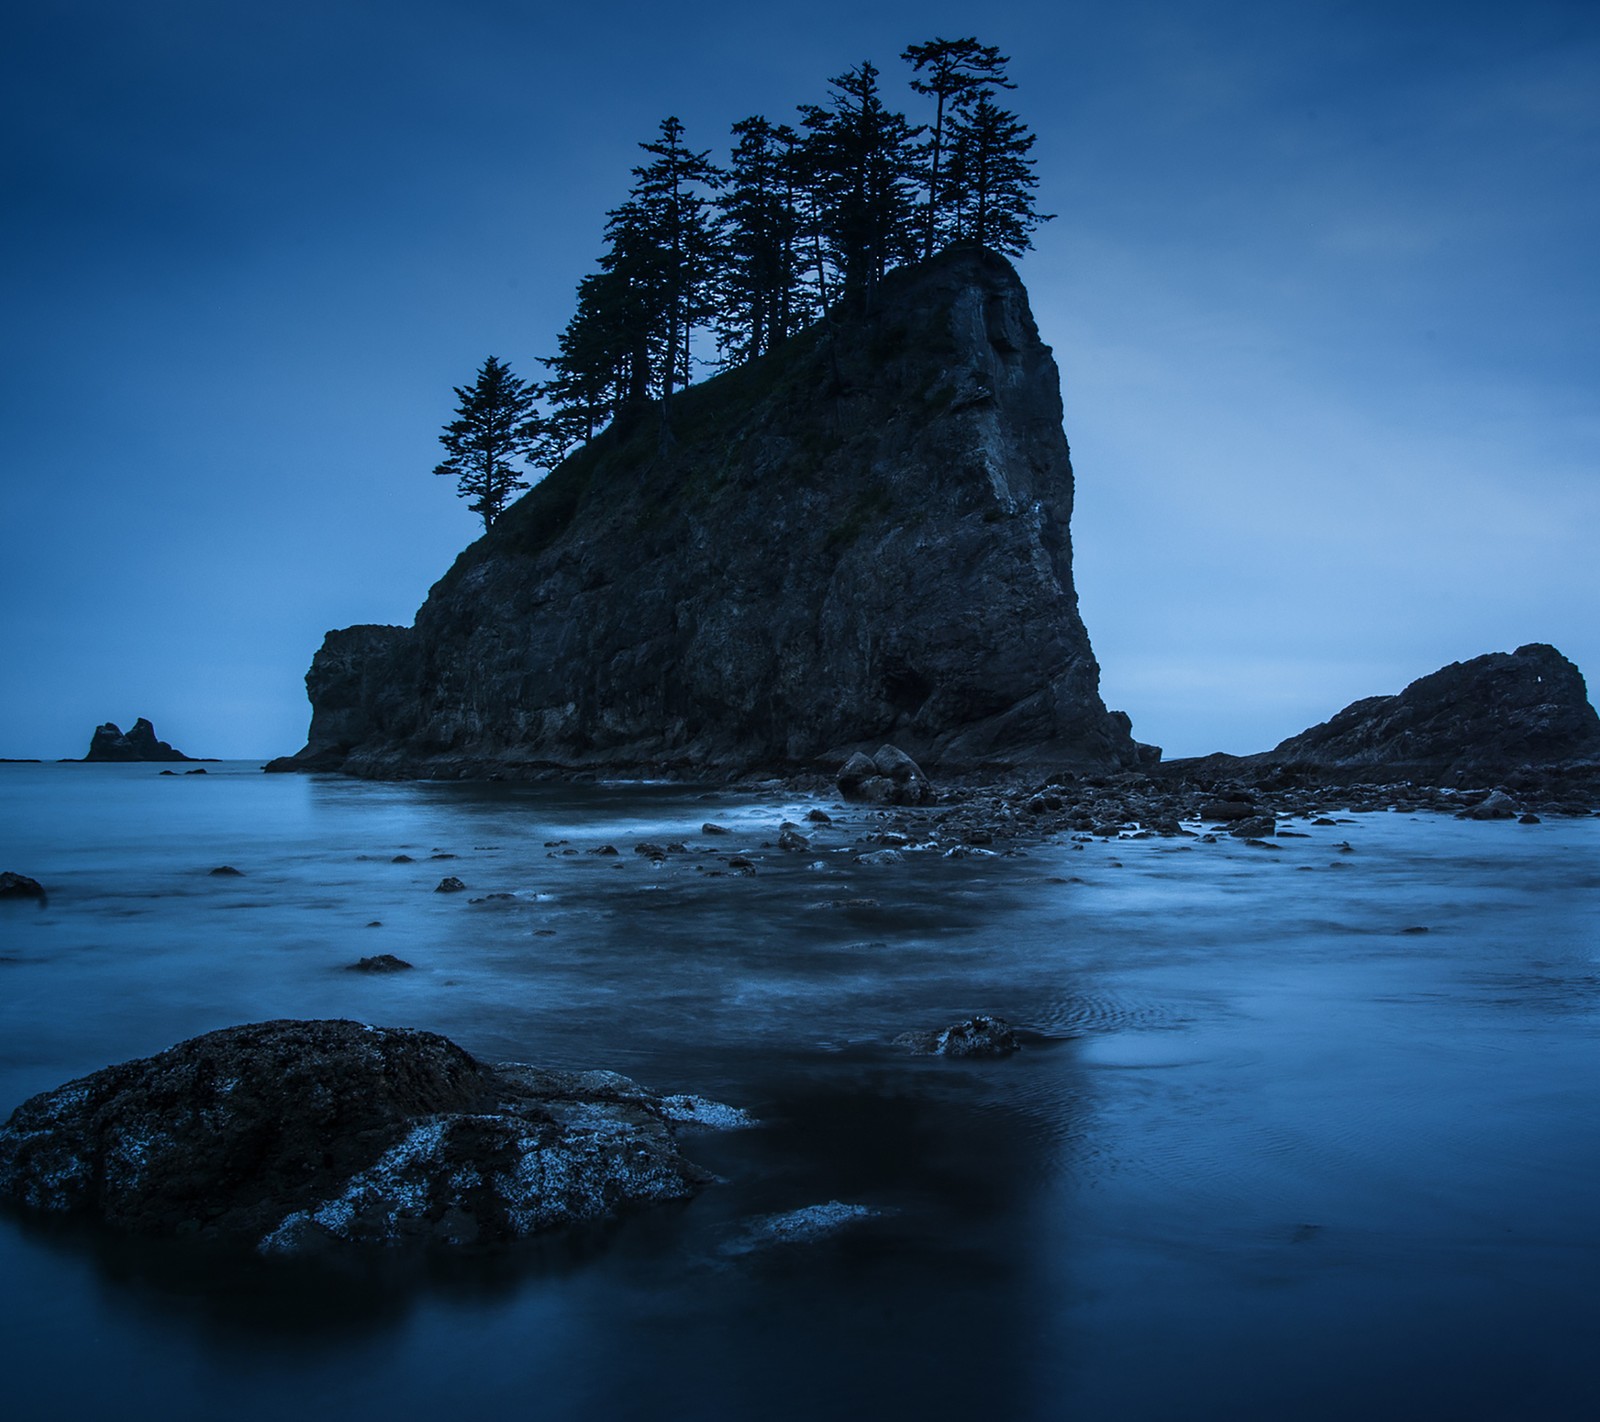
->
804, 809, 833, 825
0, 1020, 739, 1253
348, 954, 413, 973
0, 872, 46, 901
856, 848, 904, 867
777, 824, 810, 852
1199, 798, 1256, 821
1518, 812, 1541, 824
895, 1014, 1020, 1057
391, 854, 414, 863
727, 855, 755, 873
434, 876, 466, 893
701, 823, 731, 836
208, 866, 244, 877
633, 842, 667, 859
588, 845, 620, 857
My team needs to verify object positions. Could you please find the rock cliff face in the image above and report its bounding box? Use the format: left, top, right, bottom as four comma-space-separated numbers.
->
272, 249, 1149, 778
1262, 644, 1600, 781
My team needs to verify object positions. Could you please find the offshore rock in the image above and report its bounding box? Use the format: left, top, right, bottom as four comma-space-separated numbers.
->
277, 249, 1151, 779
0, 1019, 733, 1253
1264, 644, 1600, 782
0, 872, 46, 901
83, 717, 195, 763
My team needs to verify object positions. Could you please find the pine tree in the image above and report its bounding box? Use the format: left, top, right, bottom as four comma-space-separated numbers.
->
902, 37, 1014, 259
715, 116, 812, 365
799, 62, 922, 303
629, 116, 723, 404
945, 91, 1053, 255
433, 356, 541, 531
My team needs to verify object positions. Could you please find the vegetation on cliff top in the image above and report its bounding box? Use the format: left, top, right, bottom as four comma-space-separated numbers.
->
434, 37, 1051, 527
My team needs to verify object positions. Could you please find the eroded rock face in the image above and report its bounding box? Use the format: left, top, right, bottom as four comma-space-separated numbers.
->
275, 249, 1151, 779
0, 1020, 734, 1253
83, 718, 195, 762
1267, 644, 1600, 781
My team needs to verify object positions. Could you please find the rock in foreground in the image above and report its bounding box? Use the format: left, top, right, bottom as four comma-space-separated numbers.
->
0, 1020, 736, 1253
82, 718, 196, 763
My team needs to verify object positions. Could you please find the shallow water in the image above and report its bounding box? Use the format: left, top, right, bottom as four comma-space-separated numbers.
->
1, 763, 1597, 1419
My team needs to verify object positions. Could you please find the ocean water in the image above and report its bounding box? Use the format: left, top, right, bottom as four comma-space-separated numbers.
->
1, 762, 1597, 1420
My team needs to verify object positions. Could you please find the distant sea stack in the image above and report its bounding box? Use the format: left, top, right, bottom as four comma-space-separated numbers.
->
82, 718, 196, 763
270, 249, 1153, 779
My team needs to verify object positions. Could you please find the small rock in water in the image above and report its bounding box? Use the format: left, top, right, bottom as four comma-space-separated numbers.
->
348, 954, 413, 973
633, 842, 668, 859
0, 872, 46, 901
588, 845, 620, 857
895, 1014, 1021, 1058
1518, 813, 1541, 825
434, 876, 467, 893
805, 809, 833, 825
722, 1201, 882, 1255
1400, 926, 1430, 935
701, 823, 731, 836
777, 824, 810, 852
391, 854, 415, 863
208, 866, 244, 877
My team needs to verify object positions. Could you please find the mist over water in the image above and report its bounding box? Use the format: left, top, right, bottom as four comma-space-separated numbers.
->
2, 764, 1597, 1419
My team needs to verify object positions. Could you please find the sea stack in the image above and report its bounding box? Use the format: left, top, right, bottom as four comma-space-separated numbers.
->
82, 718, 195, 762
269, 248, 1154, 779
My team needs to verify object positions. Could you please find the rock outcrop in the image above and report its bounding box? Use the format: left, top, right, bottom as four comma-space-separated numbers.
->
272, 248, 1151, 779
0, 1019, 741, 1253
1263, 644, 1600, 782
82, 718, 196, 762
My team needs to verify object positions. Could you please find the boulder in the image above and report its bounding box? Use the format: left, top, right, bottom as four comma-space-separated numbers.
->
348, 954, 413, 973
0, 1020, 738, 1252
836, 752, 877, 792
1457, 790, 1517, 821
839, 744, 934, 806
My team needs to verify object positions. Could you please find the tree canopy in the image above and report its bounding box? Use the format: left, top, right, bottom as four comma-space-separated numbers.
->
433, 356, 541, 531
434, 36, 1052, 524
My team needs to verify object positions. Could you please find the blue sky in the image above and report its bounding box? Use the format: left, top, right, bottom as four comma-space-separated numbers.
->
2, 0, 1595, 759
